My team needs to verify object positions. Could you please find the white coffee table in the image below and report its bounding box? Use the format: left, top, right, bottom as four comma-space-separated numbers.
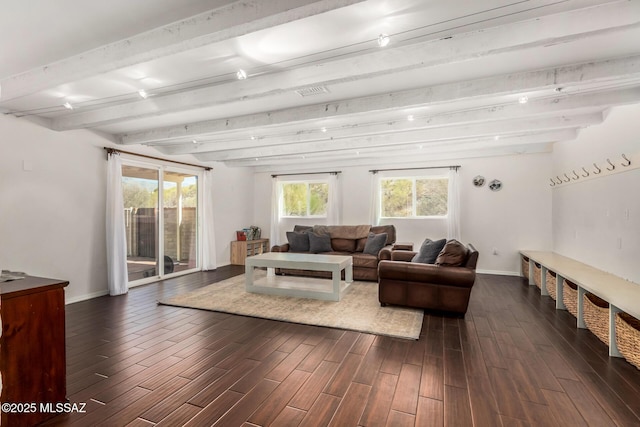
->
245, 252, 353, 301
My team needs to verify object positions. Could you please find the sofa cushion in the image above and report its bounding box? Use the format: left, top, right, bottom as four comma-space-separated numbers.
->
435, 240, 469, 267
309, 232, 333, 253
353, 253, 378, 269
286, 231, 310, 252
355, 237, 368, 252
371, 225, 396, 245
363, 232, 388, 255
411, 238, 447, 264
331, 238, 357, 252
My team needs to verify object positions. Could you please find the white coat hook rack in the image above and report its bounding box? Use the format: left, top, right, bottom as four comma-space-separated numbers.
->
549, 152, 638, 188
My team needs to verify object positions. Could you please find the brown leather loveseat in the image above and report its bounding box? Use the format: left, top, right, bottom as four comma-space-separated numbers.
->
378, 240, 479, 315
271, 224, 396, 281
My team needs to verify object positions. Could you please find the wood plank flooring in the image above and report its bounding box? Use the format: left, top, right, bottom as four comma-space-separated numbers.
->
39, 267, 640, 426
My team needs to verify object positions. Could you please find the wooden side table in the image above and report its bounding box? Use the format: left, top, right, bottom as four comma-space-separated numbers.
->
230, 238, 270, 265
1, 276, 68, 427
392, 242, 414, 251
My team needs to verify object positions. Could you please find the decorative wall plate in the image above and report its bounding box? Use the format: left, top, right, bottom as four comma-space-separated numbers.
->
472, 175, 485, 187
489, 179, 503, 191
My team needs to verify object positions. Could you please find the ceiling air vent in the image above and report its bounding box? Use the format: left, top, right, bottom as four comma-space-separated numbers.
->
295, 86, 330, 97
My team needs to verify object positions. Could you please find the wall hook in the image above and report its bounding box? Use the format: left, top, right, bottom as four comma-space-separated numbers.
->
606, 158, 615, 171
593, 163, 602, 174
572, 170, 580, 180
555, 176, 563, 184
549, 178, 556, 187
621, 154, 631, 167
563, 173, 571, 182
581, 167, 590, 177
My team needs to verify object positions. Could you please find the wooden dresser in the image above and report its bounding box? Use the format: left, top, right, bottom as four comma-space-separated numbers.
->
1, 276, 68, 427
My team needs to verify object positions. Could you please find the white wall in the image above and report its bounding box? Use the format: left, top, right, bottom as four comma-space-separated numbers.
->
552, 104, 640, 283
0, 115, 109, 303
254, 152, 553, 275
0, 115, 254, 303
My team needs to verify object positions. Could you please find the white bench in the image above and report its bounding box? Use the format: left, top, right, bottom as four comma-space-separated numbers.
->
520, 250, 640, 358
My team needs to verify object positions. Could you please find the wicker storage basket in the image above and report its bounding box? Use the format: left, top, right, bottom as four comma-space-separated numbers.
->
615, 312, 640, 370
563, 279, 578, 317
533, 262, 542, 289
546, 270, 557, 300
521, 255, 530, 278
583, 293, 609, 345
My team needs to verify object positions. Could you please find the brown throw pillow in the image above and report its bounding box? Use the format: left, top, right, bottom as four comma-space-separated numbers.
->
435, 240, 469, 267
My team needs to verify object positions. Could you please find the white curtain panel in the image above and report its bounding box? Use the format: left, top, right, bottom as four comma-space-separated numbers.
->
327, 173, 341, 224
270, 177, 282, 247
447, 167, 461, 240
369, 172, 381, 226
201, 169, 217, 271
106, 153, 128, 296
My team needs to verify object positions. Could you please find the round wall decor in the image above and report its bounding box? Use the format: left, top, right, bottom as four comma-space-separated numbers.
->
489, 179, 503, 191
472, 175, 485, 187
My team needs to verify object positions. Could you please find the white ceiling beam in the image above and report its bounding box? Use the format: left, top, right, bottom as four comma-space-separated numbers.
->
155, 86, 639, 155
232, 143, 554, 169
0, 0, 365, 102
120, 55, 640, 145
222, 129, 576, 167
192, 113, 601, 161
50, 1, 640, 131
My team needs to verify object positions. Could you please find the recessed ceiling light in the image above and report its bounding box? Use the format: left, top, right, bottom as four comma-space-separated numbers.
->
63, 102, 73, 110
321, 127, 327, 133
494, 135, 500, 140
250, 136, 257, 140
417, 144, 423, 149
236, 69, 248, 80
192, 139, 197, 144
377, 33, 390, 47
518, 95, 529, 104
407, 115, 415, 122
138, 89, 148, 99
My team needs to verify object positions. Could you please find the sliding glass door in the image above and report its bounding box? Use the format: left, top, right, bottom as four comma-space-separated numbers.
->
121, 162, 200, 285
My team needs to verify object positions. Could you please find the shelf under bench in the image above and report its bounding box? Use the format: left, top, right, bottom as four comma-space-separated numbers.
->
520, 250, 640, 358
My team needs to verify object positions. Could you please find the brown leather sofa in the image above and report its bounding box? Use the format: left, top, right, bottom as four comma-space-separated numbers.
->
378, 242, 479, 315
271, 224, 396, 281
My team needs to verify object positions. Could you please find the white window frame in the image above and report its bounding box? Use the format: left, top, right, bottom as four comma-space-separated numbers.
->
279, 179, 329, 219
379, 175, 449, 219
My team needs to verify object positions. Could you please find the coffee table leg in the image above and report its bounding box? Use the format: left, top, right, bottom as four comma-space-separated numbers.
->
345, 262, 353, 283
245, 262, 254, 291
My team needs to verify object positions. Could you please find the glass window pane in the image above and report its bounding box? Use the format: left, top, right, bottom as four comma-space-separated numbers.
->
282, 183, 308, 216
122, 165, 159, 282
309, 183, 328, 216
163, 171, 198, 275
416, 178, 448, 216
381, 178, 412, 217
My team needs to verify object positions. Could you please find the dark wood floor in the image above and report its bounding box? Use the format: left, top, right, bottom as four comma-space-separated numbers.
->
40, 266, 640, 427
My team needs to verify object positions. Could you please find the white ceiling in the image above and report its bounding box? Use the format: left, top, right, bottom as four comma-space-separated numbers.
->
2, 0, 639, 171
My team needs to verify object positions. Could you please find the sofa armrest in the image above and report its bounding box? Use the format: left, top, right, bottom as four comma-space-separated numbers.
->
378, 260, 476, 288
378, 245, 394, 261
271, 243, 290, 252
391, 251, 416, 262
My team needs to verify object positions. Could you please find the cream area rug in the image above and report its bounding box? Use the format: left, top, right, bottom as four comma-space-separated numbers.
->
158, 271, 423, 340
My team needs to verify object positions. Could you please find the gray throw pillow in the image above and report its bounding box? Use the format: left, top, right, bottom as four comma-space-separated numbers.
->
412, 238, 447, 264
286, 231, 310, 252
308, 232, 332, 253
363, 232, 387, 255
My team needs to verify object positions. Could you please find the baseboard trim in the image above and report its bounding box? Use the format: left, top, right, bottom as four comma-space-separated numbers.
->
65, 289, 109, 305
477, 269, 521, 277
